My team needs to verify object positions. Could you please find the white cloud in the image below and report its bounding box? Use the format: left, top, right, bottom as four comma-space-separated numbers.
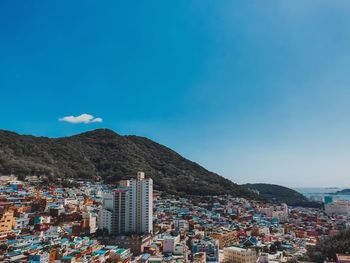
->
59, 113, 103, 124
91, 117, 103, 123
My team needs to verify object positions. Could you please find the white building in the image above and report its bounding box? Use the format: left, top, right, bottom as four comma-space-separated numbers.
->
98, 208, 113, 234
256, 252, 269, 263
175, 219, 189, 231
98, 172, 153, 235
98, 189, 129, 234
89, 214, 97, 234
325, 201, 350, 215
14, 214, 30, 230
129, 171, 153, 234
83, 212, 98, 234
64, 198, 79, 206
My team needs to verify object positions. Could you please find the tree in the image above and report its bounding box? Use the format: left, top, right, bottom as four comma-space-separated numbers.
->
307, 229, 350, 262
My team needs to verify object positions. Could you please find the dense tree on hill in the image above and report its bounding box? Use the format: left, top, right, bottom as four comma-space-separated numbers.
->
0, 129, 326, 207
242, 183, 321, 208
0, 129, 256, 198
307, 229, 350, 262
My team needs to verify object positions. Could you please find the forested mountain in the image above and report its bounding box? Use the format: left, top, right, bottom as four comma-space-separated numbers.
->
0, 129, 256, 198
242, 183, 321, 208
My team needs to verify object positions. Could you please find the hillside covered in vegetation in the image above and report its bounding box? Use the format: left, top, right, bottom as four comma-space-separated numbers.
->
0, 129, 257, 198
307, 229, 350, 262
242, 183, 321, 208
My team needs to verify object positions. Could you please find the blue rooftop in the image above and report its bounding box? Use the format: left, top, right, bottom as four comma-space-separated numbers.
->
95, 250, 107, 255
140, 253, 151, 261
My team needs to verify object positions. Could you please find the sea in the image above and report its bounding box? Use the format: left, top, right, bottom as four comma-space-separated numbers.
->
294, 187, 350, 202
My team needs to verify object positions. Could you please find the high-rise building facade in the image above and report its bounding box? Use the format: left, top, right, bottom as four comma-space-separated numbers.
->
98, 172, 153, 235
129, 172, 153, 234
99, 189, 129, 235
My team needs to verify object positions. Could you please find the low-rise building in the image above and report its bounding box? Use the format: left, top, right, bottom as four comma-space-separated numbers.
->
223, 246, 257, 263
210, 230, 237, 249
0, 210, 14, 232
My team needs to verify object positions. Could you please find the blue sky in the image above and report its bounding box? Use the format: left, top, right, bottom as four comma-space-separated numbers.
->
1, 1, 350, 187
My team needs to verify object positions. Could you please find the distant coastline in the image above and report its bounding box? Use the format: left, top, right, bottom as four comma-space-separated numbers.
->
327, 189, 350, 195
294, 187, 350, 202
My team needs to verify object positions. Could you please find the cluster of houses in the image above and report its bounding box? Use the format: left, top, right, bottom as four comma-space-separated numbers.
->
0, 175, 131, 262
0, 174, 349, 262
147, 195, 349, 262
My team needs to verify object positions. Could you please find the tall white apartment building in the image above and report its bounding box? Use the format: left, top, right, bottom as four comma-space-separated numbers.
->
98, 172, 153, 235
129, 171, 153, 234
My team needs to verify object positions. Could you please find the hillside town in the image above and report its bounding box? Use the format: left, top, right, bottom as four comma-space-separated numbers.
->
0, 172, 349, 263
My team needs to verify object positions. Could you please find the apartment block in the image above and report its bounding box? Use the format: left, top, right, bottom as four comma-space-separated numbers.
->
99, 172, 153, 235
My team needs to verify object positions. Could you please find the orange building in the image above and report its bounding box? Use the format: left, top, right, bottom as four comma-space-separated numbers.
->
210, 230, 237, 249
0, 210, 15, 232
337, 254, 350, 263
49, 249, 58, 262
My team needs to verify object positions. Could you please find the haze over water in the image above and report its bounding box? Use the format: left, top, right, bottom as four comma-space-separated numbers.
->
295, 187, 350, 201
